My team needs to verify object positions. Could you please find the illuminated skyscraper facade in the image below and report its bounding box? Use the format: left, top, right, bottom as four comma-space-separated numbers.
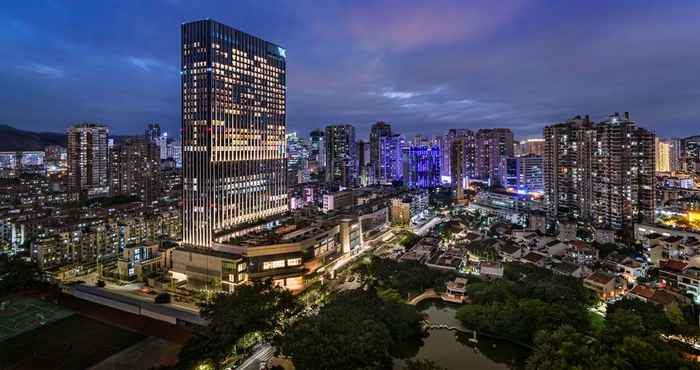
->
408, 144, 441, 189
181, 20, 288, 248
379, 134, 404, 184
655, 138, 671, 173
325, 124, 357, 188
370, 121, 392, 181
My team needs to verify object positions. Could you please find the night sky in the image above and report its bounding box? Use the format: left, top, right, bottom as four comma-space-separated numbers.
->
2, 0, 700, 139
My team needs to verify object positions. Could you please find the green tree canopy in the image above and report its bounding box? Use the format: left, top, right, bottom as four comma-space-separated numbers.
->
178, 280, 301, 369
280, 289, 423, 370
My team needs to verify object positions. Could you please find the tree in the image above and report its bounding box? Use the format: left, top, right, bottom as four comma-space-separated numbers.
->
665, 302, 686, 328
280, 290, 422, 370
0, 255, 39, 296
526, 325, 602, 370
178, 280, 301, 369
155, 292, 171, 304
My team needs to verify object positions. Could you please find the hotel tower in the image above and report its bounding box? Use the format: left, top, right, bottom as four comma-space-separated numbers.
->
181, 20, 288, 248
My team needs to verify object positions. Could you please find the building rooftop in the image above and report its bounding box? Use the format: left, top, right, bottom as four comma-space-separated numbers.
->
585, 272, 615, 285
628, 284, 655, 300
660, 259, 688, 273
522, 252, 545, 263
500, 243, 520, 255
552, 262, 580, 275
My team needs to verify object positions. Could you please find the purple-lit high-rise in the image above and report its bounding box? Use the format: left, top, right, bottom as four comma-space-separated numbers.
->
408, 144, 441, 189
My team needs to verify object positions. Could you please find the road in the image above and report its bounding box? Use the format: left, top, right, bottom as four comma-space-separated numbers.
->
236, 343, 274, 370
101, 283, 200, 314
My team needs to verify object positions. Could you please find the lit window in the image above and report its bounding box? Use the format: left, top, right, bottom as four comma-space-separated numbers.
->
287, 258, 302, 266
263, 260, 286, 270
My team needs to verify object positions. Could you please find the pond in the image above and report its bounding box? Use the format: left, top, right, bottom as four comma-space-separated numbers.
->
393, 300, 529, 370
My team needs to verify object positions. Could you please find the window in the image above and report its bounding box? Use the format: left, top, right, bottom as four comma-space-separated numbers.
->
263, 260, 285, 270
287, 258, 301, 266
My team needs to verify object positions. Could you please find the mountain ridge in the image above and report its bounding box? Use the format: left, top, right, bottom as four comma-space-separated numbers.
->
0, 125, 67, 151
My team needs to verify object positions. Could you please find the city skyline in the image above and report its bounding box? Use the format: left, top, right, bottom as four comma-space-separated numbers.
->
2, 1, 700, 139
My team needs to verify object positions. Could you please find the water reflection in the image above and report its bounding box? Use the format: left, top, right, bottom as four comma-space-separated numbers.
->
393, 300, 528, 370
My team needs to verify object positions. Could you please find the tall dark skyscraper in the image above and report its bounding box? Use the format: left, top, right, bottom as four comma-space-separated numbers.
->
181, 20, 288, 247
325, 124, 356, 188
309, 129, 326, 167
370, 121, 392, 181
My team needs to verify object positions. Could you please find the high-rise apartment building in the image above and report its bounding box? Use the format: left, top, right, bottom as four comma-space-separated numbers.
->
591, 112, 655, 229
67, 123, 110, 198
475, 128, 514, 186
325, 124, 357, 188
544, 113, 655, 230
181, 20, 288, 247
669, 138, 683, 172
682, 135, 700, 173
441, 129, 475, 182
544, 116, 595, 222
370, 121, 392, 181
516, 138, 545, 157
655, 138, 671, 173
109, 137, 161, 203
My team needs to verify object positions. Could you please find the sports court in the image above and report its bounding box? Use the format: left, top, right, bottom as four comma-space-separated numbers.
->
0, 295, 73, 341
0, 295, 146, 370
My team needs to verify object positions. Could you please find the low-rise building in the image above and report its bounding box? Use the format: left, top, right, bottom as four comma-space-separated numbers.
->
551, 261, 587, 278
390, 191, 429, 226
521, 251, 546, 267
323, 190, 354, 213
116, 242, 172, 282
479, 261, 504, 279
499, 243, 523, 262
584, 272, 623, 300
557, 220, 577, 241
566, 241, 599, 265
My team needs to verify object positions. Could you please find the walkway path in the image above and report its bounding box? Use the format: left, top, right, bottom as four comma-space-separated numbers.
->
415, 217, 442, 236
408, 289, 440, 305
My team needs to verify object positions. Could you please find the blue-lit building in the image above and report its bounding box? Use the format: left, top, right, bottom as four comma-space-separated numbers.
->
518, 154, 544, 194
408, 145, 441, 189
501, 157, 520, 189
379, 134, 404, 184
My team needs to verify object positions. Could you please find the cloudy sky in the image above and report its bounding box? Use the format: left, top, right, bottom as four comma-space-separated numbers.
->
1, 0, 699, 139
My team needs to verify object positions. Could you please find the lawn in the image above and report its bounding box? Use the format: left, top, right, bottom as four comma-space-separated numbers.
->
588, 310, 605, 335
0, 313, 145, 370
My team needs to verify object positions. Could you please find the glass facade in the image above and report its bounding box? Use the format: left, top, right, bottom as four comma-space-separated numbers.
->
182, 20, 288, 247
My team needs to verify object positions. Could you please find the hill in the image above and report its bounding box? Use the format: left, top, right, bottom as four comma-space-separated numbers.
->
0, 125, 67, 151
